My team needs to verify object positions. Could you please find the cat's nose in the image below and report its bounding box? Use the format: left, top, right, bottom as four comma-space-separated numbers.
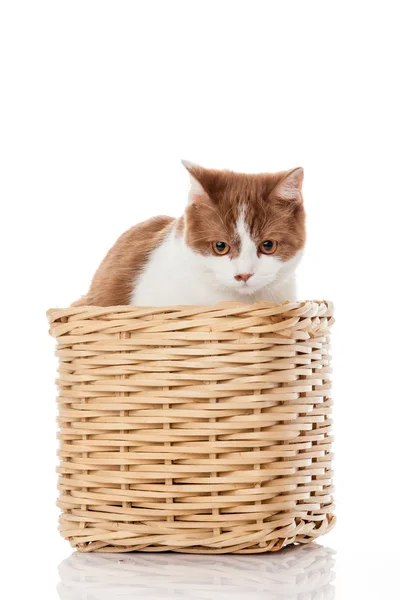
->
234, 273, 254, 283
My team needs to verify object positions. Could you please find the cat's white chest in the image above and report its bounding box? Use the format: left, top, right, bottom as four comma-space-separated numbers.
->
131, 230, 238, 306
131, 227, 296, 306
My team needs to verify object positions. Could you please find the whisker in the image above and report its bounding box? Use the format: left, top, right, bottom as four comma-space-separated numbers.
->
256, 200, 268, 230
223, 205, 235, 223
202, 203, 229, 233
187, 236, 213, 244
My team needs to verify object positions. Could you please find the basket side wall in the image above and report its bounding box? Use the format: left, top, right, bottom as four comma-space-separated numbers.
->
49, 301, 335, 553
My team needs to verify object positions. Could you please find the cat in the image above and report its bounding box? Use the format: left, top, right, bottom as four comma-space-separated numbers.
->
72, 162, 306, 307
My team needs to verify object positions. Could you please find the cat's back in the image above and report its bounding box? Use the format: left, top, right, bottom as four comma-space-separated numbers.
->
73, 215, 175, 306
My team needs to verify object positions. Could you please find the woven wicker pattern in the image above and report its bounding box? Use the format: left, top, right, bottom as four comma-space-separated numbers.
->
48, 300, 335, 553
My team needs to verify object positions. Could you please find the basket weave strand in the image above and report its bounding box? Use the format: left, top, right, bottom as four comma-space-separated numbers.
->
48, 300, 335, 553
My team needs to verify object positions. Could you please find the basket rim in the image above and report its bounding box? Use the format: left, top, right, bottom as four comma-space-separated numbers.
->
47, 299, 333, 322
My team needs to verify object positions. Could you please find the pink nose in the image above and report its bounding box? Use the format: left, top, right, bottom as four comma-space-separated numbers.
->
234, 273, 253, 283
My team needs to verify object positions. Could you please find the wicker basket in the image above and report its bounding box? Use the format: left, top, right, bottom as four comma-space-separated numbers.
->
48, 300, 335, 554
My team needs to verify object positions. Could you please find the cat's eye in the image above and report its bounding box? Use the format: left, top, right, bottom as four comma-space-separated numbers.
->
260, 240, 278, 255
213, 241, 230, 255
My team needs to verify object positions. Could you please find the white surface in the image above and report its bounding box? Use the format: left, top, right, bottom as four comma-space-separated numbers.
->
1, 1, 399, 597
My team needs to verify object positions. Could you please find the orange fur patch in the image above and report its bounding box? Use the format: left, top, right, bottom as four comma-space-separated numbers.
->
72, 216, 174, 306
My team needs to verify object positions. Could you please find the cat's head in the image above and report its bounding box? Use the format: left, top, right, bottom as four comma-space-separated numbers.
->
182, 162, 306, 296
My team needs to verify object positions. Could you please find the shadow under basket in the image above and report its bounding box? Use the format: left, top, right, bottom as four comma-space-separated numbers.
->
48, 300, 335, 554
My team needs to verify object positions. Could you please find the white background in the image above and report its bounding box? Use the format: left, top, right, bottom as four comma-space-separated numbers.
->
1, 1, 399, 598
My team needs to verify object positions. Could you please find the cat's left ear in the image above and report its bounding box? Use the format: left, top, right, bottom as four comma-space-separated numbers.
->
182, 160, 210, 204
270, 167, 304, 203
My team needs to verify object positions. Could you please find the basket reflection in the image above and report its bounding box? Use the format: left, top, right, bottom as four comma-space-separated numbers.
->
58, 543, 335, 599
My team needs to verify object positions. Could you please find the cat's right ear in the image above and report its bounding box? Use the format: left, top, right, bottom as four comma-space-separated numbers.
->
182, 160, 210, 204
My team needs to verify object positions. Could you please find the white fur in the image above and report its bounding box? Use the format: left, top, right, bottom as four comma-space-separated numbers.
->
131, 214, 301, 306
235, 211, 256, 276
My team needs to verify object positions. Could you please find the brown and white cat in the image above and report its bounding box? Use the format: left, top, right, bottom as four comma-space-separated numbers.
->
73, 162, 306, 307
